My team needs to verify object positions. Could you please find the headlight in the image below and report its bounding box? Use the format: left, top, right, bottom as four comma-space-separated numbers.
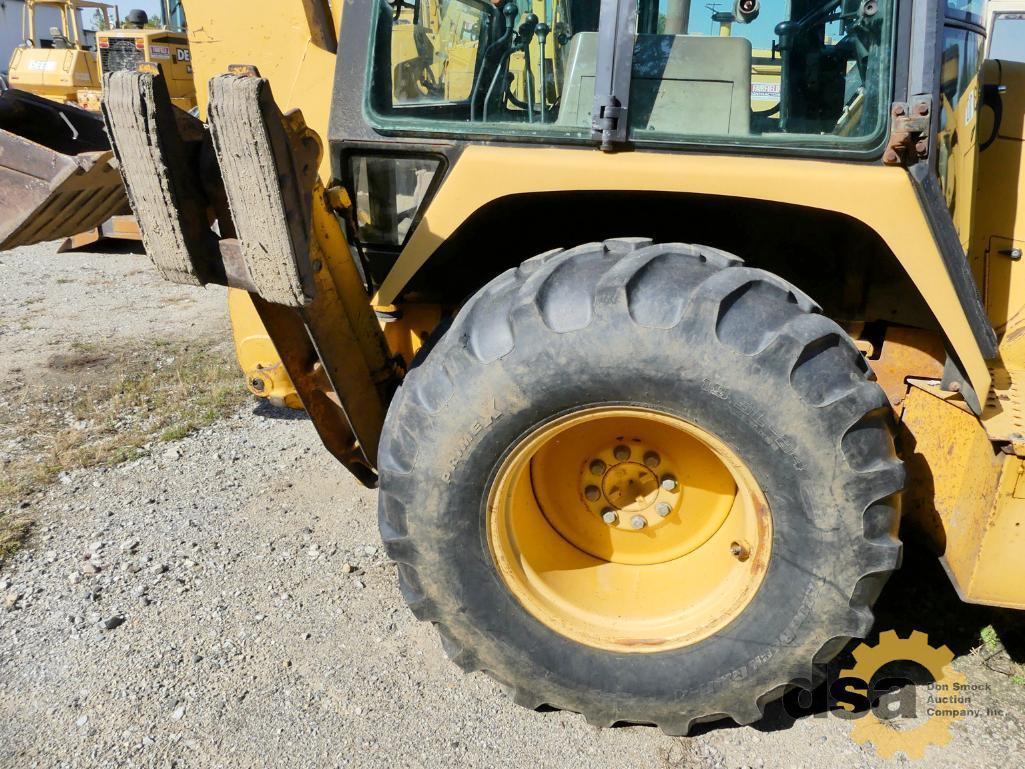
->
348, 155, 441, 247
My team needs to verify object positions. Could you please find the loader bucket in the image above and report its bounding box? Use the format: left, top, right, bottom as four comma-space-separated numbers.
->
0, 88, 130, 250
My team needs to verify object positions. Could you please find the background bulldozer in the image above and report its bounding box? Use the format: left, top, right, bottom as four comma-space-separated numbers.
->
7, 0, 1025, 735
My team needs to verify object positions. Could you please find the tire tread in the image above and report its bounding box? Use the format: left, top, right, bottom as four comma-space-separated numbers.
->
378, 239, 903, 731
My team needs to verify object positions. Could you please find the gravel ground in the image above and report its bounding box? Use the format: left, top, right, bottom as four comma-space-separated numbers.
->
2, 242, 1025, 769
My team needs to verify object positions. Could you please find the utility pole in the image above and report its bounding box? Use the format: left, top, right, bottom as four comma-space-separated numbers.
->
665, 0, 691, 33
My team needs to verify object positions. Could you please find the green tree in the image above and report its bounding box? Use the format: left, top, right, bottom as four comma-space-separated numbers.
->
90, 9, 111, 31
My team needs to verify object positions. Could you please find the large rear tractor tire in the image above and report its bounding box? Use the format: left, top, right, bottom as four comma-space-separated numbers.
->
378, 238, 904, 733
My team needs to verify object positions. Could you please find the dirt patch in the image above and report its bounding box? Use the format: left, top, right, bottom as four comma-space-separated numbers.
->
0, 336, 248, 556
46, 351, 114, 372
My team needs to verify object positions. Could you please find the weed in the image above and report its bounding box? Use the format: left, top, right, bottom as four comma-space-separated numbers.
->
981, 625, 1001, 653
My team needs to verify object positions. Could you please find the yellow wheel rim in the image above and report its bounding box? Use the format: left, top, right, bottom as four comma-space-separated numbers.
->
486, 407, 772, 653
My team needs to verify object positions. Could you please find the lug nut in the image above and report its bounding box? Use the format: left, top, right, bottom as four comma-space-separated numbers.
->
730, 541, 751, 562
613, 445, 631, 462
656, 502, 672, 518
589, 460, 606, 476
661, 475, 678, 492
584, 485, 601, 502
602, 509, 619, 525
630, 515, 647, 530
643, 451, 661, 469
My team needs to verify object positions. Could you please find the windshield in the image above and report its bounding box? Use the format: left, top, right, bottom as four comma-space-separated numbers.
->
366, 0, 895, 152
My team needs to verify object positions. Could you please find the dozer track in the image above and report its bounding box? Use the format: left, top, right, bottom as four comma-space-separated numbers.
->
0, 88, 130, 250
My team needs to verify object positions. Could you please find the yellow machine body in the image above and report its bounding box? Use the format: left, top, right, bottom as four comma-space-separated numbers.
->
228, 289, 302, 410
77, 0, 1025, 608
898, 52, 1025, 606
166, 0, 1025, 611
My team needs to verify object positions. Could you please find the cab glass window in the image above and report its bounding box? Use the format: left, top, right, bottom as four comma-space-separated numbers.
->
367, 0, 897, 152
991, 14, 1025, 62
368, 0, 604, 140
625, 0, 895, 147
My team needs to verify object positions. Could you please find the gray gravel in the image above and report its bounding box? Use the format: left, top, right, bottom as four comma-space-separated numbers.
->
2, 242, 1025, 768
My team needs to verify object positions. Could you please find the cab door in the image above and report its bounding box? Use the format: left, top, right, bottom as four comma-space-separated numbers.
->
974, 10, 1025, 333
936, 2, 987, 255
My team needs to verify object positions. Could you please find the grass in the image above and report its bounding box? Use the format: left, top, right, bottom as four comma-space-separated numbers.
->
0, 336, 248, 559
977, 624, 1025, 687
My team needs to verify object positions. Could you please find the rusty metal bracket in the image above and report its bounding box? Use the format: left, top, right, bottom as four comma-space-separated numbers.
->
883, 98, 932, 167
251, 293, 379, 486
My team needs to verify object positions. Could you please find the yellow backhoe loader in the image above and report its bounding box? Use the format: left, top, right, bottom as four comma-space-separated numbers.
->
7, 0, 1025, 734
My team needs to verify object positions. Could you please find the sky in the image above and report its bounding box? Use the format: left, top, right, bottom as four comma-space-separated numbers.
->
84, 1, 164, 28
990, 16, 1025, 61
80, 2, 170, 30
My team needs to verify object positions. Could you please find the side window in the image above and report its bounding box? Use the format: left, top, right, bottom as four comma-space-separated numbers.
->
389, 0, 487, 107
368, 0, 603, 137
990, 14, 1025, 62
626, 0, 894, 144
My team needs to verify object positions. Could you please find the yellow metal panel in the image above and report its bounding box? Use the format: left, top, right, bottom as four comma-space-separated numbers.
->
96, 29, 197, 110
967, 463, 1025, 606
183, 0, 336, 177
379, 304, 444, 367
901, 385, 1025, 608
380, 147, 991, 400
985, 234, 1025, 336
9, 48, 94, 101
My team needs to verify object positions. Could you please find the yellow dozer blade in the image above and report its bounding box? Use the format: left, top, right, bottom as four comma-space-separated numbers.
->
0, 88, 129, 250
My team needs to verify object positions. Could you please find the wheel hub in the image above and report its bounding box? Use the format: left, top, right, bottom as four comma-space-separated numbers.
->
487, 407, 773, 652
586, 442, 681, 532
532, 418, 739, 566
